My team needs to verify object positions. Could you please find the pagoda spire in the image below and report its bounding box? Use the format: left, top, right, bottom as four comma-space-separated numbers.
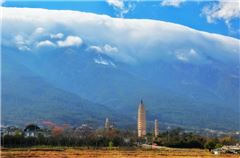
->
137, 100, 146, 137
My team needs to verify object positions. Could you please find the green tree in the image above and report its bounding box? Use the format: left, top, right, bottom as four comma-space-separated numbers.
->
204, 141, 216, 151
108, 141, 113, 149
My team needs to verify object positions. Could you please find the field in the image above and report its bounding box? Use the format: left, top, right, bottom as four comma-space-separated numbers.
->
1, 148, 239, 158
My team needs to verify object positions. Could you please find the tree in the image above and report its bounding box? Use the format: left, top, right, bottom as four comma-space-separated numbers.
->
204, 141, 216, 151
108, 141, 113, 149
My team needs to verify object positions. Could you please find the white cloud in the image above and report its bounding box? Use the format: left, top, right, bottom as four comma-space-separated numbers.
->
14, 34, 31, 51
50, 33, 64, 39
57, 36, 83, 47
106, 0, 135, 17
106, 0, 124, 10
36, 40, 56, 48
104, 44, 118, 53
94, 57, 116, 67
88, 44, 118, 54
175, 49, 199, 62
202, 1, 240, 23
161, 0, 185, 7
15, 35, 26, 45
1, 7, 239, 65
18, 45, 31, 51
88, 45, 103, 53
202, 0, 240, 31
34, 27, 45, 34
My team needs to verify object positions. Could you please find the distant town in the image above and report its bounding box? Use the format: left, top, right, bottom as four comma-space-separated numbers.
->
1, 100, 240, 155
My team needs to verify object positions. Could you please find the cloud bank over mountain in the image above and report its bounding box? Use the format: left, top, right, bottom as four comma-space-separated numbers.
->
1, 7, 239, 66
1, 7, 239, 130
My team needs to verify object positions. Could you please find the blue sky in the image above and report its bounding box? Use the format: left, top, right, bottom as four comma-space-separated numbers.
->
2, 0, 240, 39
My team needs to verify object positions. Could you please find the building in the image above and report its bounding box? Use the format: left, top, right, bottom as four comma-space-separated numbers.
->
105, 118, 110, 130
74, 124, 94, 138
212, 144, 240, 154
1, 126, 22, 136
137, 100, 146, 137
0, 126, 7, 136
24, 124, 44, 137
154, 119, 159, 137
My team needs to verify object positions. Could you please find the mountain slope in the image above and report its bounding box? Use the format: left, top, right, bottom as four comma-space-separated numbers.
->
2, 50, 121, 127
3, 47, 239, 130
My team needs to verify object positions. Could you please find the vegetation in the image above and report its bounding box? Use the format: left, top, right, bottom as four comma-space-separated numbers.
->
1, 128, 135, 148
1, 127, 239, 150
153, 128, 239, 150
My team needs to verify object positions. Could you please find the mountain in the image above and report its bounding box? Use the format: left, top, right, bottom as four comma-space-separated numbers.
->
2, 46, 239, 130
2, 50, 124, 127
1, 7, 239, 131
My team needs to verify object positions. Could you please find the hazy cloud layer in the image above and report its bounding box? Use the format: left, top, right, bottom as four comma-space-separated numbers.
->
0, 0, 5, 5
1, 7, 239, 65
